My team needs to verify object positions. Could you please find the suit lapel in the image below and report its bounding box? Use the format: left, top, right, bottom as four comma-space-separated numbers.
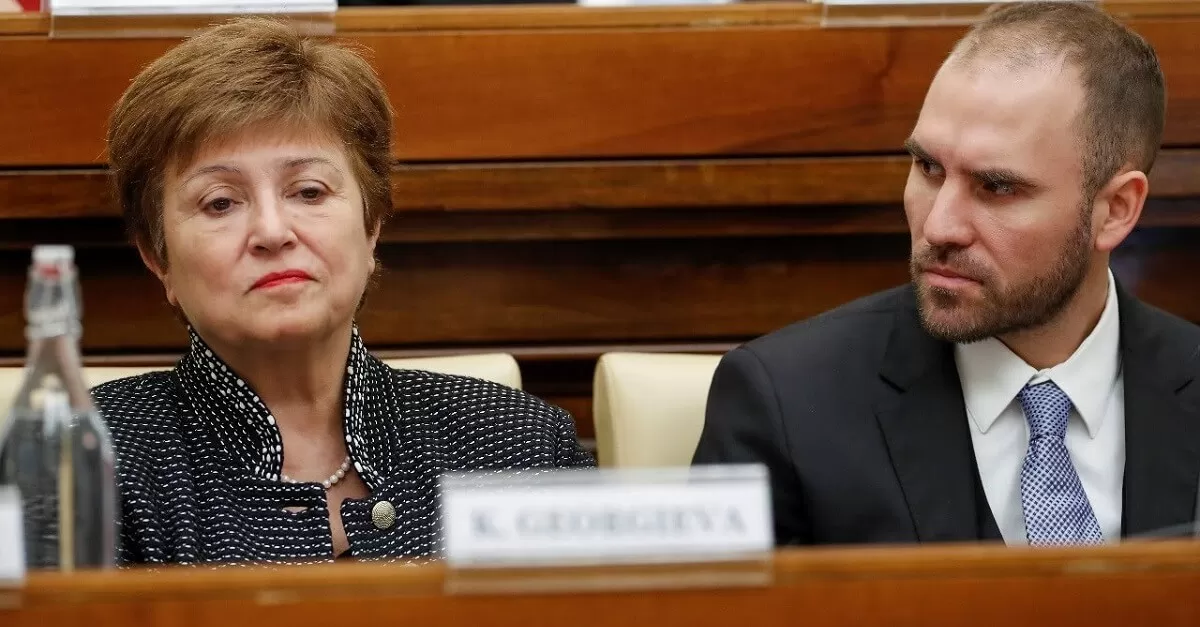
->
875, 290, 989, 542
1118, 286, 1200, 536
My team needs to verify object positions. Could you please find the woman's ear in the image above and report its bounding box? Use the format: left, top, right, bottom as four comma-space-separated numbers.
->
368, 219, 382, 274
137, 241, 177, 307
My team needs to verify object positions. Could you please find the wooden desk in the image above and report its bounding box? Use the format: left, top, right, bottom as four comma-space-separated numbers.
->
0, 4, 1198, 432
4, 542, 1200, 626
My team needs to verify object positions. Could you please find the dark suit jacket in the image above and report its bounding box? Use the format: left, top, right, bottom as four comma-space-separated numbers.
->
692, 283, 1200, 545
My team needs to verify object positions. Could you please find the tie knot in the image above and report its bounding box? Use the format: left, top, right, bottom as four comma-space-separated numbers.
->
1018, 381, 1073, 440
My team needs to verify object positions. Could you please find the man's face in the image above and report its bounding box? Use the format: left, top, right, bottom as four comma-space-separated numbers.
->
905, 56, 1097, 343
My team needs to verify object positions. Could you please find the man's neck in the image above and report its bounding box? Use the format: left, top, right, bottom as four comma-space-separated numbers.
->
997, 267, 1111, 371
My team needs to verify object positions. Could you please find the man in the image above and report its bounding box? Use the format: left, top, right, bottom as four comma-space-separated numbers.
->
693, 2, 1200, 547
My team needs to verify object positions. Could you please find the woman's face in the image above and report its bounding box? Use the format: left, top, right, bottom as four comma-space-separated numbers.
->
150, 126, 379, 350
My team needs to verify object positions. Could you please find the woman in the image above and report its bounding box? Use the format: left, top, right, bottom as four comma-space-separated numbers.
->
95, 17, 593, 565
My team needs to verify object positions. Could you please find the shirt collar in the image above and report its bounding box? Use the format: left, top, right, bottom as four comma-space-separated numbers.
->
174, 325, 390, 488
955, 269, 1122, 439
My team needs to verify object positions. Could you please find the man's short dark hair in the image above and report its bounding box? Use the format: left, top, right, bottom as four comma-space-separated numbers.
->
950, 1, 1165, 199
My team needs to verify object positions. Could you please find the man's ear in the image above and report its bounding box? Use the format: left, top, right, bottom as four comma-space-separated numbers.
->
1092, 169, 1149, 253
137, 240, 176, 307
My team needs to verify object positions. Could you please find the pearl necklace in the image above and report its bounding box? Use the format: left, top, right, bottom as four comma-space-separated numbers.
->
281, 456, 352, 490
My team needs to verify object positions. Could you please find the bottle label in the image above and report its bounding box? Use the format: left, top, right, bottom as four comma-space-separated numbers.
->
0, 486, 26, 584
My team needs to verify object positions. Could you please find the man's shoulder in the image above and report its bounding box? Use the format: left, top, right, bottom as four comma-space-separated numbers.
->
1134, 298, 1200, 340
741, 284, 915, 368
1124, 296, 1200, 364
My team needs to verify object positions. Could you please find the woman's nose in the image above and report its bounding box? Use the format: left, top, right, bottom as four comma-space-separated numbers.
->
247, 197, 297, 253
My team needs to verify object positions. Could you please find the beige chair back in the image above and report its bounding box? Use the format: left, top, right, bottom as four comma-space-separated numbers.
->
0, 367, 25, 423
592, 352, 721, 468
385, 353, 523, 390
1, 354, 521, 426
85, 366, 172, 388
0, 365, 170, 427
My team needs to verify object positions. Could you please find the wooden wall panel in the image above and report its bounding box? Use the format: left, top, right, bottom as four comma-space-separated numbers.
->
2, 11, 1200, 166
0, 236, 908, 354
4, 150, 1200, 221
1, 227, 1196, 358
1, 4, 1199, 444
3, 219, 1193, 440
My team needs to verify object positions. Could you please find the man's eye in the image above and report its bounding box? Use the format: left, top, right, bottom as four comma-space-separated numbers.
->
983, 181, 1016, 196
916, 159, 943, 177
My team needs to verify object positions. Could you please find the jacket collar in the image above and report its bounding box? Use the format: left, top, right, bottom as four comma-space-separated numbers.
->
875, 285, 989, 542
1115, 282, 1200, 536
174, 325, 393, 489
875, 279, 1200, 540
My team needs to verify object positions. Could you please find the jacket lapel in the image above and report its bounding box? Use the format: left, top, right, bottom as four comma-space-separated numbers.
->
1117, 286, 1200, 536
875, 289, 991, 542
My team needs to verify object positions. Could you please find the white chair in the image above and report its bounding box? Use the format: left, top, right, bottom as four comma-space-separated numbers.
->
85, 366, 172, 388
0, 360, 171, 410
0, 354, 522, 424
385, 353, 522, 390
0, 367, 25, 422
86, 358, 522, 390
592, 352, 722, 468
0, 365, 169, 427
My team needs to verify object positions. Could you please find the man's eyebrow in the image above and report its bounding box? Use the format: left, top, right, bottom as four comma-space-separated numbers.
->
969, 167, 1041, 191
903, 138, 939, 165
904, 138, 1041, 191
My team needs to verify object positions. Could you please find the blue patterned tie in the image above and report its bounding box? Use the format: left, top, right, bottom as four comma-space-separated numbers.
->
1018, 381, 1104, 546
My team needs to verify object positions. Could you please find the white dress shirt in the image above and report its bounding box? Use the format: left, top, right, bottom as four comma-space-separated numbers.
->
955, 269, 1125, 545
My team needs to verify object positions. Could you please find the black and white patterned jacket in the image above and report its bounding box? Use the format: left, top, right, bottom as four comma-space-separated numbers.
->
92, 328, 594, 565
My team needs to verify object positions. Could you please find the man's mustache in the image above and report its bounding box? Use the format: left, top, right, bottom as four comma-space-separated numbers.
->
911, 246, 991, 283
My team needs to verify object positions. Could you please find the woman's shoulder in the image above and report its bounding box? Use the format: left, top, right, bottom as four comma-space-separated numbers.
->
90, 370, 181, 437
378, 362, 593, 467
383, 364, 564, 422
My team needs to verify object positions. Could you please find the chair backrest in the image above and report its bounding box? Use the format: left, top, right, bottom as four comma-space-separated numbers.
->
0, 354, 522, 426
592, 352, 722, 468
85, 358, 523, 390
0, 367, 25, 423
85, 366, 172, 388
0, 365, 170, 427
384, 353, 523, 390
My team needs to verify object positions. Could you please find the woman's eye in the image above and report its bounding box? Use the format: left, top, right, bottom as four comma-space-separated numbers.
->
206, 197, 234, 213
297, 187, 326, 202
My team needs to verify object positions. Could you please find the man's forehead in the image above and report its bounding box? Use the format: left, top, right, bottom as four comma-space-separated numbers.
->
913, 56, 1083, 167
931, 54, 1081, 118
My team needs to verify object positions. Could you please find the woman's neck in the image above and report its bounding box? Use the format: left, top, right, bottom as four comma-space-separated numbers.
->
199, 324, 353, 439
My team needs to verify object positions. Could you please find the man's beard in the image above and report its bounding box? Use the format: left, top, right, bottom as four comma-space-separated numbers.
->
911, 207, 1093, 344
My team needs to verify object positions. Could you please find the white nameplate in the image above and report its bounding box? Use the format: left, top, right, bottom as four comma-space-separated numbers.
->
439, 465, 772, 568
47, 0, 335, 16
0, 487, 25, 585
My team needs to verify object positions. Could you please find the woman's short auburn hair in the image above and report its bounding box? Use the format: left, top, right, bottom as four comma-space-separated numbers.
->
107, 17, 394, 265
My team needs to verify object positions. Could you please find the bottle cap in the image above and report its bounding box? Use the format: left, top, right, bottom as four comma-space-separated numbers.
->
32, 245, 74, 265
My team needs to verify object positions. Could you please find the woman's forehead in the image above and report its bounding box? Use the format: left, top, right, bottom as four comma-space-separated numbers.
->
169, 123, 347, 177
